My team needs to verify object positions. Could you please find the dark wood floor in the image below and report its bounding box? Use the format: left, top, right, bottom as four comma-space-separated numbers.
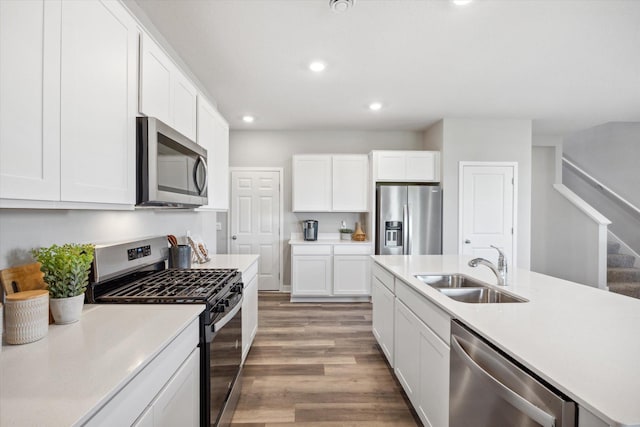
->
230, 292, 420, 426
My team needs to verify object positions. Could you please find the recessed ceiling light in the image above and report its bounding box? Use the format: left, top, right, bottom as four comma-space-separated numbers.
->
369, 102, 383, 111
242, 115, 255, 123
309, 61, 326, 73
329, 0, 354, 13
453, 0, 472, 5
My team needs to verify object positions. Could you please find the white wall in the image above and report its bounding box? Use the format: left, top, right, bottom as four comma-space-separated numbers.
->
0, 209, 217, 270
229, 130, 424, 285
424, 119, 532, 269
564, 122, 640, 209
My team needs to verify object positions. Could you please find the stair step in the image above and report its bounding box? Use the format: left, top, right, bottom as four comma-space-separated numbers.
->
607, 267, 640, 283
607, 242, 621, 254
609, 282, 640, 299
607, 253, 636, 268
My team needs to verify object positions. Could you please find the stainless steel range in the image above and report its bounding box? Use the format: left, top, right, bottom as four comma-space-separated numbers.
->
87, 236, 243, 427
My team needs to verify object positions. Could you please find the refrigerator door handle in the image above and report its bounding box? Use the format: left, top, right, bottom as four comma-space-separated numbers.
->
403, 204, 409, 255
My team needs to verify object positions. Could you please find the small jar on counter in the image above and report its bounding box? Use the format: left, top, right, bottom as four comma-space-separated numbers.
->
4, 290, 49, 345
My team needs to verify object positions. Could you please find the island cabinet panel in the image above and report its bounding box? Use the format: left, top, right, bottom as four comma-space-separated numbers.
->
394, 299, 421, 404
372, 276, 395, 366
417, 315, 450, 427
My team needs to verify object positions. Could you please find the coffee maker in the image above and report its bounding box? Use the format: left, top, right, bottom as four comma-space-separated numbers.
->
302, 220, 318, 241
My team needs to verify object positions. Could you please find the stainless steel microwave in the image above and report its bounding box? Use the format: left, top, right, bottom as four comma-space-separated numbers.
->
136, 117, 208, 208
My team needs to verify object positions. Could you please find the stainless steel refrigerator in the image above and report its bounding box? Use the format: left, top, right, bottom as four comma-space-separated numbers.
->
375, 184, 442, 255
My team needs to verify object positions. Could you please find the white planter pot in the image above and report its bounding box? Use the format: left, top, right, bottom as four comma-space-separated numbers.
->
49, 294, 84, 325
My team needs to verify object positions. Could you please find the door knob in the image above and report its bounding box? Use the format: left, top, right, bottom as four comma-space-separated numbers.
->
232, 235, 237, 240
464, 239, 471, 244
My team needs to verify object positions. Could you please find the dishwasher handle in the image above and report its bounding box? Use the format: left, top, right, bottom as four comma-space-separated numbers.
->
450, 334, 556, 427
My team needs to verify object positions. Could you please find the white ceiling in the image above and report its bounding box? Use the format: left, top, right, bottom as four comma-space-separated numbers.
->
132, 0, 640, 136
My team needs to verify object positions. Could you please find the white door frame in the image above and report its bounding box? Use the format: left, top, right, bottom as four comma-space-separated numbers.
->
229, 167, 284, 291
458, 161, 518, 268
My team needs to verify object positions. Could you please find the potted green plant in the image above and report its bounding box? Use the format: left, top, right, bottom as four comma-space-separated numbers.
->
339, 228, 353, 241
31, 243, 94, 324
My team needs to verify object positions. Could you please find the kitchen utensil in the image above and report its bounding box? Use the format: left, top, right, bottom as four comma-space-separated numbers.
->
169, 245, 192, 269
167, 234, 178, 247
4, 290, 49, 344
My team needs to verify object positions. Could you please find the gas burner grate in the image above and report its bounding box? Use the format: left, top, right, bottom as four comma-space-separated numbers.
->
98, 268, 238, 303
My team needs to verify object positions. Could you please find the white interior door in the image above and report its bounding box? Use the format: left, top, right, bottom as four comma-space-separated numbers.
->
230, 170, 281, 291
459, 162, 516, 266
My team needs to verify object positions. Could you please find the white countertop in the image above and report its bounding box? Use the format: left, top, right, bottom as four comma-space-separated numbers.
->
190, 254, 259, 273
372, 255, 640, 427
289, 232, 372, 246
0, 304, 203, 426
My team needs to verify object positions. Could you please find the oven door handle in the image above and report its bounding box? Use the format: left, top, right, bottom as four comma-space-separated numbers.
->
213, 296, 243, 332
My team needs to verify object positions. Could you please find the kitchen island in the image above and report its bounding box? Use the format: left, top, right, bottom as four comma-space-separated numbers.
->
0, 304, 203, 426
372, 255, 640, 427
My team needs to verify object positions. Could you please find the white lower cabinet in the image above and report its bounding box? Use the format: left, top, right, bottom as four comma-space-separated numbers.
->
333, 255, 371, 295
394, 299, 450, 427
292, 255, 333, 296
372, 261, 450, 427
290, 243, 373, 299
134, 349, 200, 427
394, 300, 421, 403
87, 318, 199, 427
242, 261, 259, 363
417, 313, 450, 427
371, 277, 395, 367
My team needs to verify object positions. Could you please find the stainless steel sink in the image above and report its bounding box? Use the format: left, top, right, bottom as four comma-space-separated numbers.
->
414, 274, 528, 304
415, 274, 486, 289
439, 288, 527, 304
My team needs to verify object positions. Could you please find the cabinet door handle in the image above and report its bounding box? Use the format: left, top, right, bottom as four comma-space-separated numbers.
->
465, 239, 471, 244
232, 235, 237, 240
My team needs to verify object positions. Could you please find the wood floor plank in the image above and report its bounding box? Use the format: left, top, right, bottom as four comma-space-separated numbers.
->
230, 292, 420, 426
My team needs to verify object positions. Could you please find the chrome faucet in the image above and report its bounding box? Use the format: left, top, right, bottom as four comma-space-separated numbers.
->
468, 245, 508, 286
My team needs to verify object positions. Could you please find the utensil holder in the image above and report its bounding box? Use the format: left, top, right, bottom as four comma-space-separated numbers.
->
169, 245, 192, 269
4, 290, 49, 345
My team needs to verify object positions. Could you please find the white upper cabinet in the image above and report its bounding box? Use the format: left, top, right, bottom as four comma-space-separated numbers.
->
292, 154, 369, 212
372, 150, 440, 182
60, 0, 137, 204
139, 32, 197, 141
1, 0, 136, 206
197, 96, 229, 210
139, 32, 172, 124
292, 155, 332, 212
332, 155, 368, 212
0, 0, 61, 201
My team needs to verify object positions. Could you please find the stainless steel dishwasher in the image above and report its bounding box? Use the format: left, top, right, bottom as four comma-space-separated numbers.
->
450, 320, 576, 427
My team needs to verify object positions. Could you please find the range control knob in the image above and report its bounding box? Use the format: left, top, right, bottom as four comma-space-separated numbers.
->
215, 303, 226, 313
224, 299, 230, 307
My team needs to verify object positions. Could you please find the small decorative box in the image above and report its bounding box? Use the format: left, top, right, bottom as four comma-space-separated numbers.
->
4, 290, 49, 345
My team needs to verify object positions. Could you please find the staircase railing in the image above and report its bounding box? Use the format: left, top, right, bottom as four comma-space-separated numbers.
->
562, 156, 640, 219
562, 156, 640, 258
